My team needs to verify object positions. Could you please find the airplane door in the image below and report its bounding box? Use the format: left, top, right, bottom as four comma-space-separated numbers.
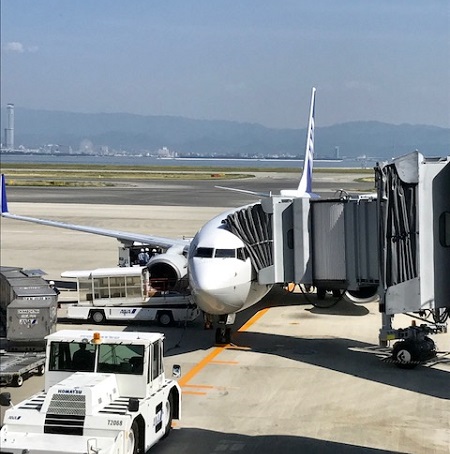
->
433, 161, 450, 308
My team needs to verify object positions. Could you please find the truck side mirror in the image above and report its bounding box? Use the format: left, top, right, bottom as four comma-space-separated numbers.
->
172, 364, 181, 378
0, 392, 12, 407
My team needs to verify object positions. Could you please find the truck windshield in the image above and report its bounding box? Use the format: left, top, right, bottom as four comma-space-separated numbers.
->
98, 344, 145, 375
48, 342, 145, 375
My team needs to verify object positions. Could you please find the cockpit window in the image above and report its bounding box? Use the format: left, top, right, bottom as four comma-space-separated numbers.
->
215, 249, 236, 258
194, 247, 214, 258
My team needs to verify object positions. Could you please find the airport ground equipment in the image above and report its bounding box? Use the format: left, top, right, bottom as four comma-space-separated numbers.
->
0, 351, 45, 387
0, 267, 58, 386
225, 151, 449, 366
0, 266, 58, 348
376, 151, 450, 367
0, 329, 181, 454
59, 266, 200, 326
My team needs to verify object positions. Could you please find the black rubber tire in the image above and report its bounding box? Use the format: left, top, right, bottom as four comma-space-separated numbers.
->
215, 327, 231, 344
37, 364, 45, 376
130, 419, 140, 454
392, 341, 419, 369
90, 310, 105, 324
163, 395, 173, 439
157, 311, 174, 327
13, 375, 24, 387
316, 288, 326, 300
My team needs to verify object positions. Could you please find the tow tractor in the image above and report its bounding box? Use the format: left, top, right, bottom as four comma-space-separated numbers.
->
0, 329, 181, 454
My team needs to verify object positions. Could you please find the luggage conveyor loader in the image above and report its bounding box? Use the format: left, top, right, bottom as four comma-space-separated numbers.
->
376, 151, 450, 368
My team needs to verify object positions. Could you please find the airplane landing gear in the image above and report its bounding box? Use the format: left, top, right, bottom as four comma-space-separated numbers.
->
214, 314, 235, 345
215, 327, 232, 345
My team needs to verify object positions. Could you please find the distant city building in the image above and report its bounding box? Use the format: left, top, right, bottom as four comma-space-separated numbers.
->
157, 147, 177, 158
4, 103, 14, 150
335, 146, 340, 159
79, 139, 94, 154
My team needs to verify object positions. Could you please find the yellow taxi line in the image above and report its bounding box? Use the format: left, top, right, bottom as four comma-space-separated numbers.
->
179, 308, 269, 388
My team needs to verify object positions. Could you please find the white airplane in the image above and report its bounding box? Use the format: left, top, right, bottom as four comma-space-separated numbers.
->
1, 88, 321, 343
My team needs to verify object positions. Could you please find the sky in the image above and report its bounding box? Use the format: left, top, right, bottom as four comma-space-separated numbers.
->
1, 0, 449, 129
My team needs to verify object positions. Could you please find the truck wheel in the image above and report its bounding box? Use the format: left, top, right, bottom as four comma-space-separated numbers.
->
129, 420, 140, 454
162, 395, 173, 439
13, 375, 24, 387
157, 311, 174, 327
37, 364, 45, 376
90, 310, 105, 324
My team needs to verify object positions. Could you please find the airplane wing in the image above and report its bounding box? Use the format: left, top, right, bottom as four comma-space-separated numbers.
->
214, 186, 272, 198
0, 175, 189, 251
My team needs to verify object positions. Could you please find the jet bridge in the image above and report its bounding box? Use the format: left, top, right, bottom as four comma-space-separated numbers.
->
223, 151, 449, 367
225, 195, 379, 299
376, 151, 450, 366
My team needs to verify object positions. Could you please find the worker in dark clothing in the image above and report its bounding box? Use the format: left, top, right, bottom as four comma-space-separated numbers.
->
72, 343, 94, 371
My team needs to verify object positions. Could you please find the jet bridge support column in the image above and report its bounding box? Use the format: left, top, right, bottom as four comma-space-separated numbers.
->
257, 196, 312, 286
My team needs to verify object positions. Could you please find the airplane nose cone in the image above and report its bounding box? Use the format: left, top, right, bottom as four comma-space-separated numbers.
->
189, 260, 245, 315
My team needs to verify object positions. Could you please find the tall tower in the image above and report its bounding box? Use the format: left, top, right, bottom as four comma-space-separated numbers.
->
4, 103, 14, 150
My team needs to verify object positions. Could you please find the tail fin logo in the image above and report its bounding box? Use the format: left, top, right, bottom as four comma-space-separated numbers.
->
1, 174, 9, 214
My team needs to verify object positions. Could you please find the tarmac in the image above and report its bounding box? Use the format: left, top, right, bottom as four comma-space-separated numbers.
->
0, 173, 449, 454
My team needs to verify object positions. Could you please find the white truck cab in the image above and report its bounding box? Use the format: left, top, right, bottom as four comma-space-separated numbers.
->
0, 329, 181, 454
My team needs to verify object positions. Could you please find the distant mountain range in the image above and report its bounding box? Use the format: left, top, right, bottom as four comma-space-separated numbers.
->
1, 107, 449, 159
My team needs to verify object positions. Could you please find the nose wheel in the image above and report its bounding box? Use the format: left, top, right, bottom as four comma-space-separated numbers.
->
215, 327, 231, 345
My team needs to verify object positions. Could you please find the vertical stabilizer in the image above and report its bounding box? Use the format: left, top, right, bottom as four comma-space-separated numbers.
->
281, 87, 316, 198
1, 174, 8, 214
297, 87, 316, 195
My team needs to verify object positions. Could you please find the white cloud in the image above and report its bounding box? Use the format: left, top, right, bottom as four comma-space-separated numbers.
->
3, 42, 39, 53
4, 41, 25, 53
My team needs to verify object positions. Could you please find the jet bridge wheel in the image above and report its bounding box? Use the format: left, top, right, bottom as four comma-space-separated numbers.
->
392, 341, 419, 369
391, 337, 436, 369
313, 288, 342, 308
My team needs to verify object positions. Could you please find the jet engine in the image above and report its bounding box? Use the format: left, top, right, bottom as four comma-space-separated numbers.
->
344, 285, 379, 304
147, 252, 188, 291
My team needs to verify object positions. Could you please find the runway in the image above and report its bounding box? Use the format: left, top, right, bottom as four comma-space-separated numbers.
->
3, 170, 375, 207
1, 173, 449, 454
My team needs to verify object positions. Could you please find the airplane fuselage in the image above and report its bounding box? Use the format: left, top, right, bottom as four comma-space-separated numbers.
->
188, 207, 272, 316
